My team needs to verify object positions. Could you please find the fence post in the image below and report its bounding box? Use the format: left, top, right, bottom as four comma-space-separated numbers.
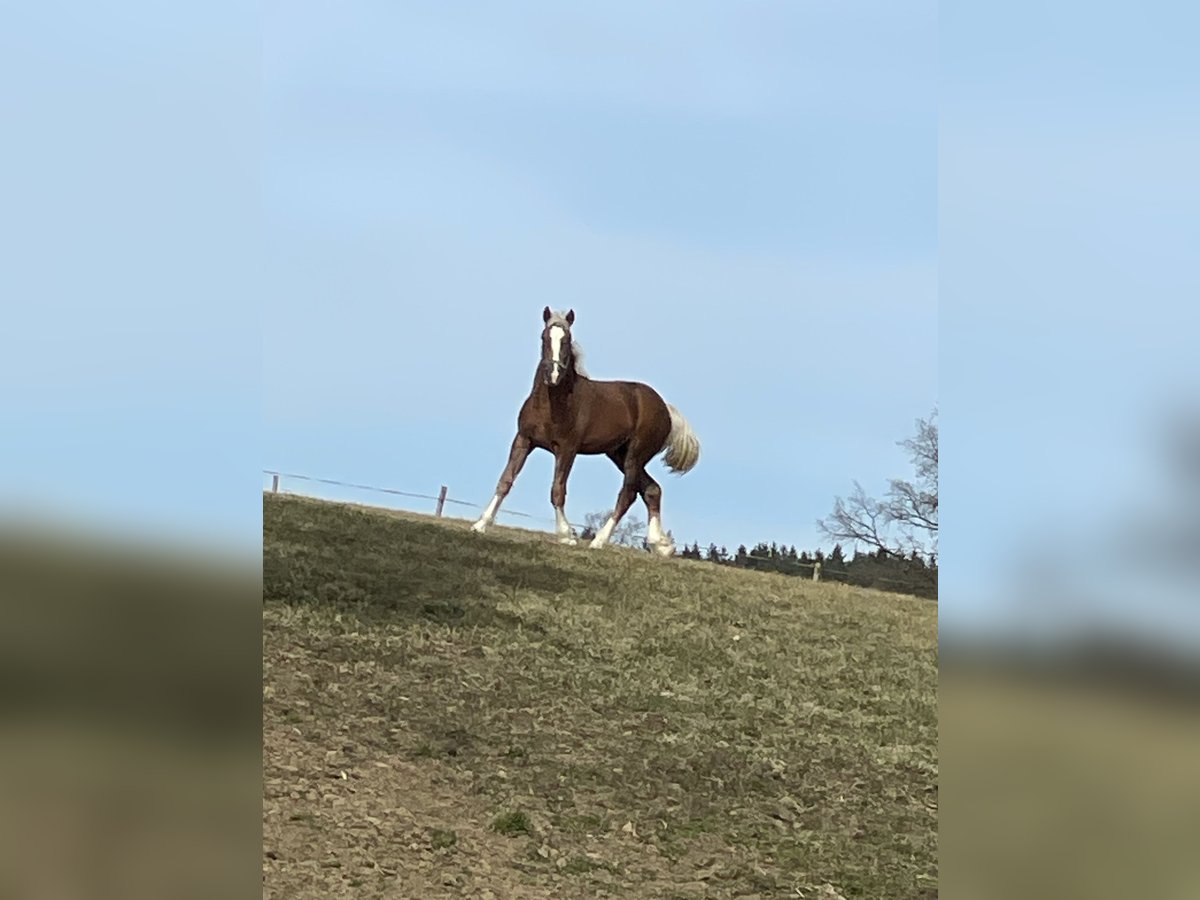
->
272, 474, 279, 493
812, 561, 821, 582
435, 485, 448, 517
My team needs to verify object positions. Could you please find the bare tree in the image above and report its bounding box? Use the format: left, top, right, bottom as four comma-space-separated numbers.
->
819, 410, 938, 559
581, 509, 646, 548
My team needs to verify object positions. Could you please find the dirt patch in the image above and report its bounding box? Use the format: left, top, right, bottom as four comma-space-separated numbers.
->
264, 630, 727, 899
264, 722, 553, 898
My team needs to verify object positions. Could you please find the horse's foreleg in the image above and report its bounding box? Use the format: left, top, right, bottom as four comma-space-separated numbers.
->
550, 449, 578, 545
472, 434, 531, 533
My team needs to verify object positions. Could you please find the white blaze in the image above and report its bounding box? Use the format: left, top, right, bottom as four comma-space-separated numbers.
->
548, 325, 565, 384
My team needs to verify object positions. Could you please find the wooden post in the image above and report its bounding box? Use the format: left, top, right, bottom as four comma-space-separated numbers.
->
271, 474, 279, 493
435, 485, 448, 517
812, 561, 822, 582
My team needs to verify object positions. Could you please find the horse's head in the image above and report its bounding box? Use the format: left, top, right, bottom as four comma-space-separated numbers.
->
540, 306, 577, 387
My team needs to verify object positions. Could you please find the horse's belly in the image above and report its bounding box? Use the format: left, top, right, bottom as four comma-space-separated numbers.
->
578, 435, 624, 455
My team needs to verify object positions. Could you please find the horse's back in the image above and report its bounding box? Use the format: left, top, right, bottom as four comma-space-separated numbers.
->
618, 379, 669, 418
583, 377, 666, 417
578, 378, 670, 454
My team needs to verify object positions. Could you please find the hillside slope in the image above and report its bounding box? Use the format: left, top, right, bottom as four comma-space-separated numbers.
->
263, 494, 937, 899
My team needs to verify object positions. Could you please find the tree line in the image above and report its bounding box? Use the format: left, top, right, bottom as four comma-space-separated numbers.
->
580, 410, 939, 601
673, 540, 936, 599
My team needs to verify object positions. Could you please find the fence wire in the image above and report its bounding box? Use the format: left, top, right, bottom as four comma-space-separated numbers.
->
262, 469, 563, 527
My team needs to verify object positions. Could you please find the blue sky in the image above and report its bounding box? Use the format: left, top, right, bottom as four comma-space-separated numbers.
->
264, 1, 938, 555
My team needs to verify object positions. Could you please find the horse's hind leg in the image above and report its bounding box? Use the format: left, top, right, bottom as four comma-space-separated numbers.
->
591, 445, 662, 551
588, 448, 628, 549
639, 470, 674, 557
472, 434, 531, 534
588, 464, 641, 550
599, 447, 673, 556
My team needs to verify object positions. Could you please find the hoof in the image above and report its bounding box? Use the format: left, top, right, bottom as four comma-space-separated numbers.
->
470, 521, 488, 534
557, 536, 578, 546
588, 539, 606, 550
653, 542, 675, 558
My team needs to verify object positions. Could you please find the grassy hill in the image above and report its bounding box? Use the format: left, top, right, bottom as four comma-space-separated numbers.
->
263, 494, 938, 899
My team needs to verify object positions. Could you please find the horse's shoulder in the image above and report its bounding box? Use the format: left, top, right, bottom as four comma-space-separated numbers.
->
518, 393, 543, 418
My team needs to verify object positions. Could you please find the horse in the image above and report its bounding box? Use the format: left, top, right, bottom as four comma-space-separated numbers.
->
471, 307, 700, 556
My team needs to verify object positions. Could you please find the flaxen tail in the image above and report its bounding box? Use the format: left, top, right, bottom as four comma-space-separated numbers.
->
661, 404, 700, 474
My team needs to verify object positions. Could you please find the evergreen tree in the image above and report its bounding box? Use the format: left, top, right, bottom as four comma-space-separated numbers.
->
826, 543, 848, 582
744, 543, 764, 571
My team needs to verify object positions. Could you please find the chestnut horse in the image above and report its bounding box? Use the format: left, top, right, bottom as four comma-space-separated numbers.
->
471, 307, 700, 556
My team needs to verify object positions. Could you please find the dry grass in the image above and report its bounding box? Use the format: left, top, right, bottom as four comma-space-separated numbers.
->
263, 493, 937, 898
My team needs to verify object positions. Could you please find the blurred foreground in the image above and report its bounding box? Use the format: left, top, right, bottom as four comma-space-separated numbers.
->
0, 522, 260, 900
942, 647, 1200, 899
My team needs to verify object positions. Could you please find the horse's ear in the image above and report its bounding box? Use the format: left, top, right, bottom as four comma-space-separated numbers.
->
566, 309, 575, 325
542, 306, 552, 323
